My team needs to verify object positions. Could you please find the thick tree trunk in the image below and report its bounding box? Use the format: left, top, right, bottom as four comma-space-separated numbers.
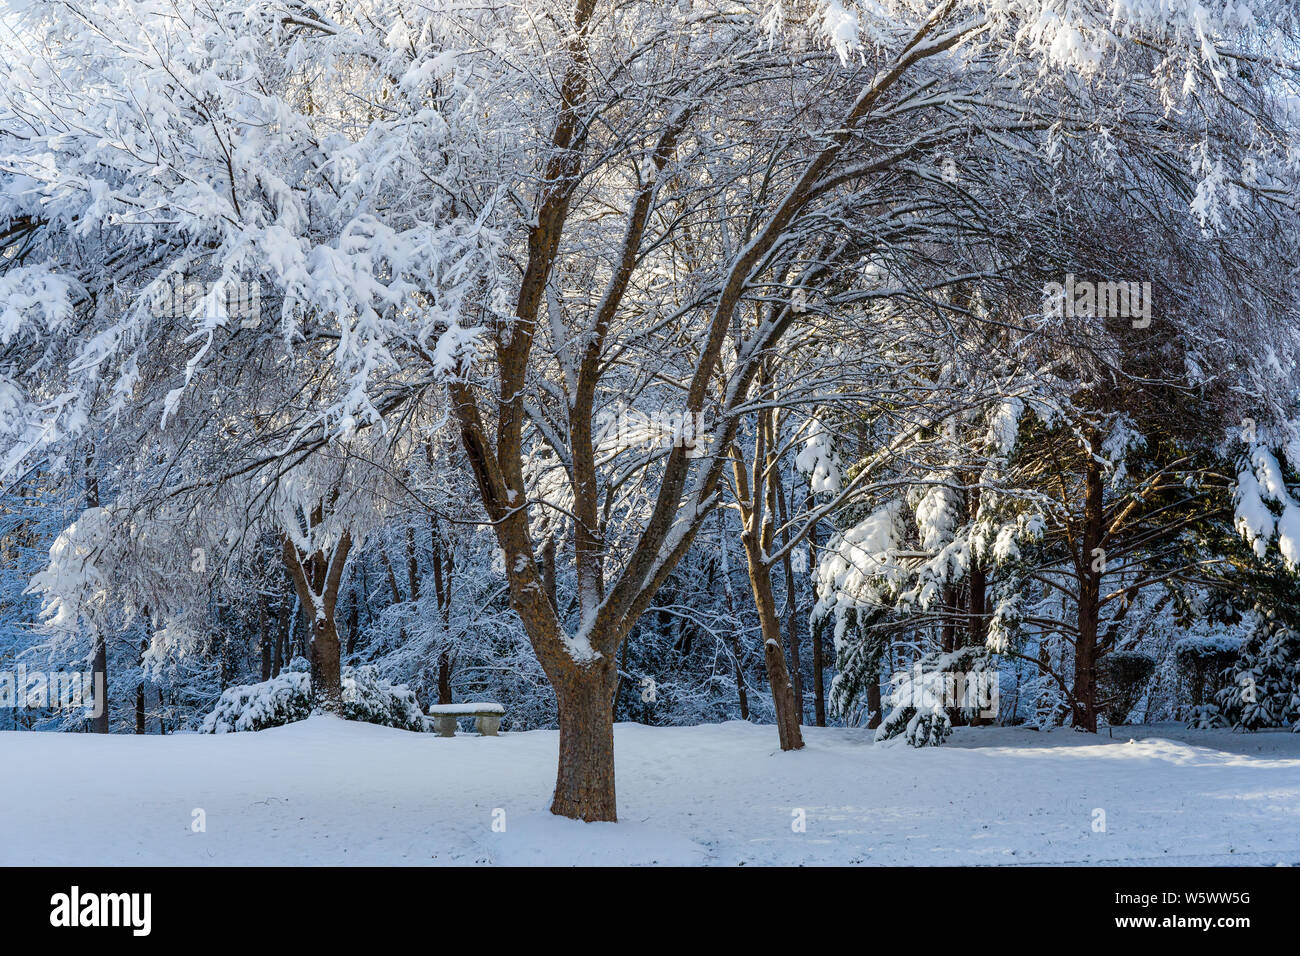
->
282, 528, 351, 715
551, 661, 619, 822
1074, 446, 1105, 733
310, 615, 344, 715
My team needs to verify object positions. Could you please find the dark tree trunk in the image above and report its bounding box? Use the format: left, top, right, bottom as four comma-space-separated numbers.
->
135, 678, 145, 734
259, 592, 271, 682
436, 650, 454, 705
274, 587, 288, 678
91, 633, 109, 734
866, 673, 883, 730
85, 457, 109, 734
775, 480, 803, 722
346, 592, 359, 657
1074, 443, 1105, 732
941, 583, 958, 654
806, 492, 826, 726
715, 512, 750, 720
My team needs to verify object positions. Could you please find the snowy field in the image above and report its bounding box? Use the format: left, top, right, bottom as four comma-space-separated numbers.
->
2, 717, 1298, 866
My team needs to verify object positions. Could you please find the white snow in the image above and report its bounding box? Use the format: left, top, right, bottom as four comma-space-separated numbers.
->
426, 702, 505, 715
2, 717, 1298, 866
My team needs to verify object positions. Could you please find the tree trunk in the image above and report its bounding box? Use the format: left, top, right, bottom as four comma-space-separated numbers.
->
775, 480, 803, 722
551, 661, 619, 822
1074, 443, 1105, 732
85, 456, 109, 733
716, 513, 750, 719
310, 615, 344, 714
743, 547, 805, 751
274, 588, 288, 678
259, 591, 271, 682
436, 650, 454, 705
807, 492, 826, 726
941, 583, 958, 654
282, 528, 352, 715
91, 632, 109, 734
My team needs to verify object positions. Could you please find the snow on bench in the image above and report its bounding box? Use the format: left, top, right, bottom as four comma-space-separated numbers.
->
426, 702, 505, 737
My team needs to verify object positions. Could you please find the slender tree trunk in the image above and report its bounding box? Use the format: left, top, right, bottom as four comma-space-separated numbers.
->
551, 659, 619, 821
806, 491, 825, 727
941, 583, 958, 654
91, 632, 109, 733
1074, 442, 1105, 732
866, 676, 883, 730
775, 480, 803, 722
135, 641, 146, 736
716, 513, 750, 719
274, 586, 288, 678
730, 395, 804, 751
436, 651, 454, 705
85, 457, 109, 734
259, 590, 272, 682
742, 548, 805, 750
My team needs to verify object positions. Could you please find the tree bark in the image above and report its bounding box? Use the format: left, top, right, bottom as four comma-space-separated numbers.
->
806, 492, 826, 726
1073, 440, 1105, 732
90, 632, 109, 734
716, 512, 750, 720
135, 636, 147, 735
282, 528, 352, 714
259, 588, 272, 682
730, 398, 804, 751
775, 479, 804, 722
551, 660, 619, 821
85, 457, 109, 734
742, 541, 805, 750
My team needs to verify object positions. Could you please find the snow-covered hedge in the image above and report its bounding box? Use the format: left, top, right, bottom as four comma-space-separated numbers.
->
201, 659, 428, 733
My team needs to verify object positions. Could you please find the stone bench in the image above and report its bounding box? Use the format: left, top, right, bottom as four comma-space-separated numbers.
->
426, 702, 505, 737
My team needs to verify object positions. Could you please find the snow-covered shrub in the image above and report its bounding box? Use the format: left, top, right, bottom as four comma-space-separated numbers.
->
201, 667, 312, 733
1201, 615, 1300, 731
341, 666, 427, 732
202, 659, 428, 733
876, 647, 995, 747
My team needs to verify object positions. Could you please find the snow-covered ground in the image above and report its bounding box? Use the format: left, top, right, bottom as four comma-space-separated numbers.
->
2, 718, 1298, 866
